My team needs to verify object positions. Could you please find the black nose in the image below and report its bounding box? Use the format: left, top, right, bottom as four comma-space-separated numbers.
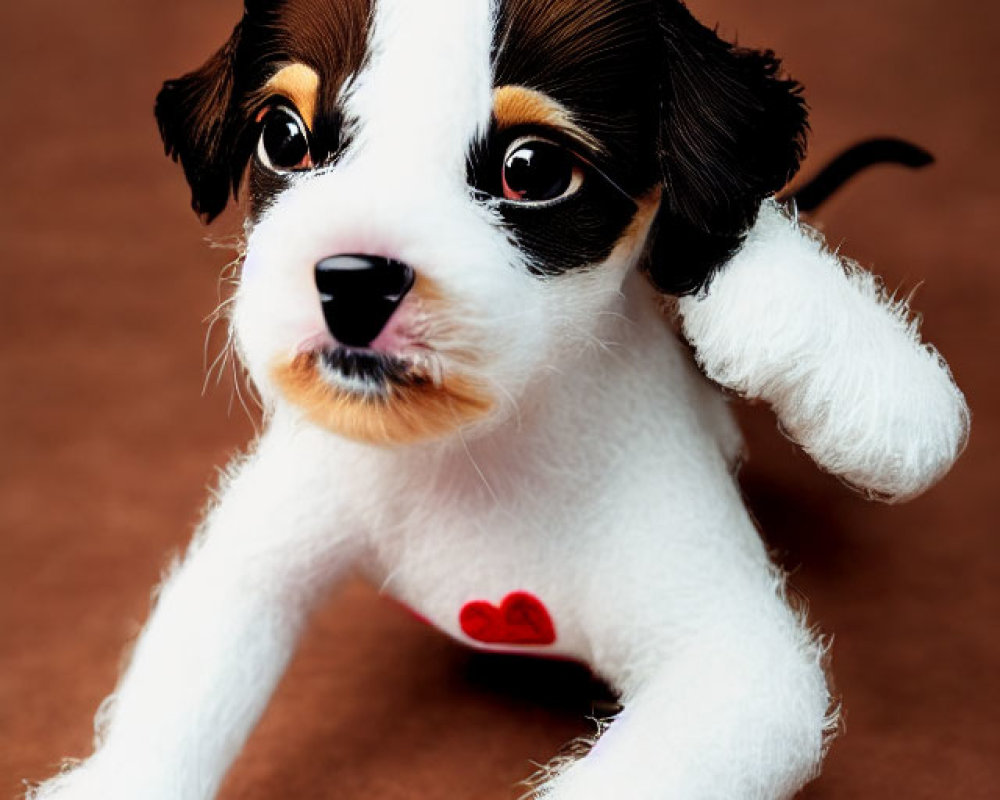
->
314, 255, 416, 348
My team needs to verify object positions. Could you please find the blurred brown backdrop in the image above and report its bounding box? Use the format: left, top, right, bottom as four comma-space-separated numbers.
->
1, 0, 997, 798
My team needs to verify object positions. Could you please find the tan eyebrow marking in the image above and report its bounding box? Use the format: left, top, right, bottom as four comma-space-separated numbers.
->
618, 186, 662, 252
265, 63, 321, 128
493, 85, 603, 154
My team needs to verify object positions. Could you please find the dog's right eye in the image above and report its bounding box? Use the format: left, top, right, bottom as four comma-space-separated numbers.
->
256, 106, 314, 173
500, 137, 584, 204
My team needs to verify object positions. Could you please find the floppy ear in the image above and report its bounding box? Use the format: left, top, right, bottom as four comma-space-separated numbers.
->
648, 2, 808, 295
155, 20, 254, 222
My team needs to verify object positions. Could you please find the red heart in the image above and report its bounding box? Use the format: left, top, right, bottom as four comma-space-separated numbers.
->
459, 592, 556, 646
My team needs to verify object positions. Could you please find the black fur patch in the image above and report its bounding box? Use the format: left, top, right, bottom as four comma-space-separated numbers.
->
483, 0, 807, 292
650, 1, 807, 293
158, 0, 808, 295
156, 0, 372, 221
477, 0, 656, 276
248, 162, 293, 223
468, 120, 638, 275
493, 0, 661, 197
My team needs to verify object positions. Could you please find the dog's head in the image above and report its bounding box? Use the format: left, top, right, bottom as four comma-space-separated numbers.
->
156, 0, 806, 445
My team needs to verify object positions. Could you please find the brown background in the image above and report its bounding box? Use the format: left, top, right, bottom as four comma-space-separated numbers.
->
1, 0, 997, 797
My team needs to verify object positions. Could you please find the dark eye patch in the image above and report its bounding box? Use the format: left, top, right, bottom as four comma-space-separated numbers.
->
493, 0, 659, 191
469, 122, 638, 276
247, 98, 349, 221
496, 179, 638, 276
486, 0, 661, 276
249, 160, 293, 221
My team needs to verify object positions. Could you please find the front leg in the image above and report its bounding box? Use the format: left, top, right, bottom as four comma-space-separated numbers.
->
678, 200, 968, 501
29, 415, 359, 800
540, 617, 831, 800
537, 490, 833, 799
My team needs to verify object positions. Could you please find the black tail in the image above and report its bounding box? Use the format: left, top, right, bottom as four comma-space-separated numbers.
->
781, 138, 934, 213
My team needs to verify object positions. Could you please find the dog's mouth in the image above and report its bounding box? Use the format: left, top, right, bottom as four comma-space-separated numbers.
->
316, 346, 429, 396
273, 344, 492, 445
269, 284, 493, 444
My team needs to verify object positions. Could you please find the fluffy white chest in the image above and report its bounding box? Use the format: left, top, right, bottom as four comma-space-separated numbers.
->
364, 503, 600, 660
303, 308, 745, 669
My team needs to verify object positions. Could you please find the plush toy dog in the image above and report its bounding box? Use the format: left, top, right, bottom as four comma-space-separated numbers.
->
31, 1, 969, 798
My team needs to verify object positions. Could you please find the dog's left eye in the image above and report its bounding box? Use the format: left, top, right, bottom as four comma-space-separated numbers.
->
501, 137, 584, 203
256, 106, 314, 173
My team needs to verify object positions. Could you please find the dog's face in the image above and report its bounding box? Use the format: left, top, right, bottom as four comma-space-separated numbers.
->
157, 0, 806, 445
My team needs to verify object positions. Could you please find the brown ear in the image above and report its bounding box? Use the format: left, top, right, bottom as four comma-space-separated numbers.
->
155, 20, 253, 222
647, 1, 808, 295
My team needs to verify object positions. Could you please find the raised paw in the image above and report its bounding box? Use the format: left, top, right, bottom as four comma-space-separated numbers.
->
26, 758, 115, 800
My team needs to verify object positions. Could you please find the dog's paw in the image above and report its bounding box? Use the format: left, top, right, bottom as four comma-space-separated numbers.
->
25, 759, 111, 800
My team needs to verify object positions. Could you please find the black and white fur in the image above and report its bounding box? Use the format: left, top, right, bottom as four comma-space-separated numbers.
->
30, 1, 968, 798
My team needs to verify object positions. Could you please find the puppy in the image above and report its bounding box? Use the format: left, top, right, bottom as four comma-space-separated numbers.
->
30, 1, 969, 798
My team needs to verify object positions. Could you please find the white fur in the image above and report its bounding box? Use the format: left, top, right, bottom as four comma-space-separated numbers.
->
29, 1, 966, 799
30, 276, 834, 800
678, 201, 969, 501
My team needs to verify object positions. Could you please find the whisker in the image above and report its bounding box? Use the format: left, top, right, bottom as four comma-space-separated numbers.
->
458, 430, 500, 505
483, 375, 524, 432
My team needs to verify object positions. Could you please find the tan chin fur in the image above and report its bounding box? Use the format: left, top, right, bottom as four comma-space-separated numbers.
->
272, 354, 493, 446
